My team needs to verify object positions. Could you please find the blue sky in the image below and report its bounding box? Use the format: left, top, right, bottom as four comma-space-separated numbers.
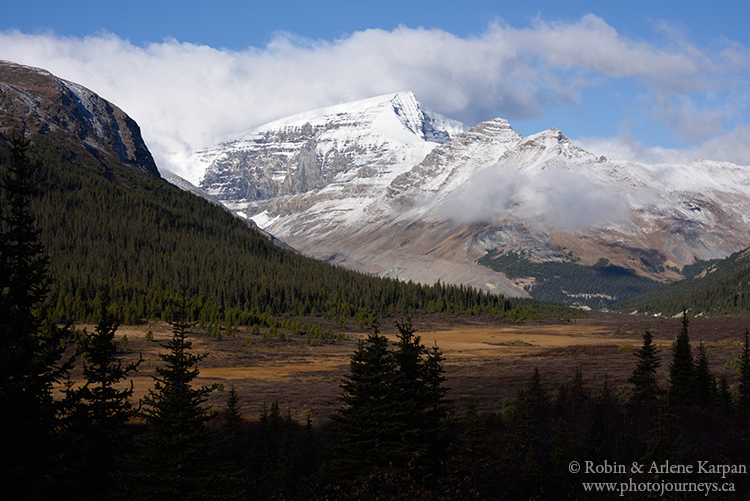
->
6, 1, 748, 52
2, 1, 750, 181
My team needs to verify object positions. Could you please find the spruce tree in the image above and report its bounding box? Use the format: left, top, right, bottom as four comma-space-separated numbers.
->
667, 312, 696, 407
736, 329, 750, 412
275, 411, 303, 497
716, 376, 733, 413
549, 419, 576, 497
0, 134, 72, 498
221, 385, 242, 439
62, 317, 141, 499
253, 400, 284, 493
570, 365, 589, 405
641, 396, 682, 466
694, 342, 715, 409
328, 326, 398, 480
628, 330, 662, 402
452, 401, 494, 493
508, 367, 551, 497
516, 366, 550, 413
300, 410, 317, 479
115, 300, 241, 500
328, 319, 449, 482
392, 319, 448, 470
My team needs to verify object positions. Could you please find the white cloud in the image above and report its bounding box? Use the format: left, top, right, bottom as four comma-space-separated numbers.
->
436, 167, 525, 224
574, 134, 692, 165
437, 163, 632, 231
508, 14, 715, 80
576, 124, 750, 166
0, 15, 747, 182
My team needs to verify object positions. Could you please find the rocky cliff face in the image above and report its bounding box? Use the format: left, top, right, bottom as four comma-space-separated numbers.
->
0, 60, 159, 178
193, 92, 750, 303
194, 92, 466, 207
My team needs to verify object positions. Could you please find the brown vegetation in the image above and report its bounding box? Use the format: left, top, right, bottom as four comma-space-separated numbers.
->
76, 312, 750, 423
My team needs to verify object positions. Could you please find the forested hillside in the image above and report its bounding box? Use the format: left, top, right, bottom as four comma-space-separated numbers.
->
616, 249, 750, 316
478, 250, 662, 308
0, 133, 566, 325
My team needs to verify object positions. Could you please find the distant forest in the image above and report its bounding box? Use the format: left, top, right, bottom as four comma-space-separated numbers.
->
478, 250, 662, 308
617, 249, 750, 316
0, 134, 572, 326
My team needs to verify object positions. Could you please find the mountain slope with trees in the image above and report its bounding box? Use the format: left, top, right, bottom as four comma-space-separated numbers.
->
2, 132, 564, 325
615, 248, 750, 315
0, 62, 570, 325
477, 251, 662, 308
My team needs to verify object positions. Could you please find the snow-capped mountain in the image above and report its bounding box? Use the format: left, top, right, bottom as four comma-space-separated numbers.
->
193, 92, 466, 209
193, 92, 750, 302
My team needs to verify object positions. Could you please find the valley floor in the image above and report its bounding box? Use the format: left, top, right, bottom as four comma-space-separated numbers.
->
82, 312, 750, 422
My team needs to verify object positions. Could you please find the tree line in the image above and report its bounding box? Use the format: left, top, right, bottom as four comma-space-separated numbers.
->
620, 264, 750, 317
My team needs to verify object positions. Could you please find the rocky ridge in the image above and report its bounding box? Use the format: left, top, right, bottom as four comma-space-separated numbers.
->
0, 60, 159, 178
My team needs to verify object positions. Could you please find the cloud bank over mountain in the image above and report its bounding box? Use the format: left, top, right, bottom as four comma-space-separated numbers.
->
2, 14, 749, 181
436, 164, 633, 231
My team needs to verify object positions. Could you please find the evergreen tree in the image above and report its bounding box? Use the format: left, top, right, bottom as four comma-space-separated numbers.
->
62, 317, 141, 499
628, 330, 662, 402
694, 342, 715, 409
0, 134, 50, 345
570, 365, 589, 405
115, 300, 241, 500
582, 374, 622, 465
451, 401, 495, 494
641, 396, 682, 466
328, 320, 449, 482
549, 419, 577, 497
253, 400, 284, 494
328, 326, 398, 480
716, 376, 733, 413
516, 366, 550, 413
221, 385, 242, 439
667, 312, 696, 407
0, 134, 72, 498
505, 367, 551, 498
736, 329, 750, 412
300, 410, 317, 480
391, 319, 448, 469
275, 411, 303, 497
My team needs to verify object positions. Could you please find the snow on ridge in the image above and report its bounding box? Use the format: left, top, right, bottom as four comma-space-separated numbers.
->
192, 91, 471, 195
256, 93, 404, 132
205, 91, 468, 150
195, 89, 750, 228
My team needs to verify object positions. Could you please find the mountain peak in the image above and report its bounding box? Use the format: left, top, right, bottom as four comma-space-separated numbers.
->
528, 127, 565, 142
246, 91, 466, 141
386, 91, 467, 144
194, 92, 469, 202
